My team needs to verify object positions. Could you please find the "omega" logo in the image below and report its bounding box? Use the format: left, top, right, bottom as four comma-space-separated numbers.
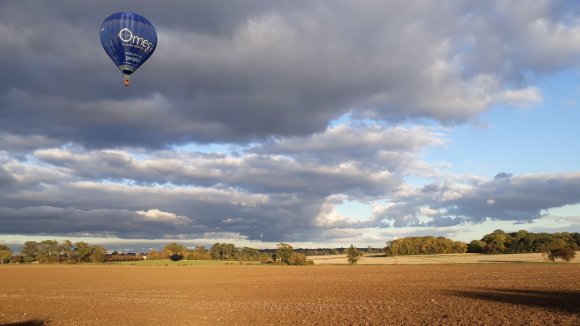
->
118, 28, 155, 53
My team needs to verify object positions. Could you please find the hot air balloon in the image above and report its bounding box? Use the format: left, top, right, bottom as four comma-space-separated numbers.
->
100, 12, 157, 86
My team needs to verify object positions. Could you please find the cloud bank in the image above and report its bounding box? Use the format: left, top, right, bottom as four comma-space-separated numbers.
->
1, 1, 579, 244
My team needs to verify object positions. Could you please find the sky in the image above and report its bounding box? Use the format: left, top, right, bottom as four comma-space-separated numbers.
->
1, 0, 579, 252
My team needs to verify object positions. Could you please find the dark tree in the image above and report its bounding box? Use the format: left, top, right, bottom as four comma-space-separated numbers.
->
21, 241, 39, 262
547, 247, 576, 262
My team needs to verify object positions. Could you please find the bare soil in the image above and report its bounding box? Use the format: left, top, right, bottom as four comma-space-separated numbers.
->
0, 264, 579, 325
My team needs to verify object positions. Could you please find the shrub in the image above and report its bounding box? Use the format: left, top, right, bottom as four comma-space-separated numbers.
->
547, 247, 576, 262
289, 253, 307, 265
346, 245, 363, 264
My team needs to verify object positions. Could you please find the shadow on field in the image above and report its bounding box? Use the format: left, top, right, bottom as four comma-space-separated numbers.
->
1, 320, 47, 326
446, 288, 580, 313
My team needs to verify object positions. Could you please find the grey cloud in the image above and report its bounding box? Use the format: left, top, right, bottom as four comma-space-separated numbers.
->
378, 172, 580, 226
2, 121, 431, 241
32, 146, 400, 197
0, 166, 16, 188
2, 1, 579, 244
0, 134, 61, 158
1, 1, 578, 148
251, 124, 445, 169
0, 206, 202, 239
0, 185, 324, 241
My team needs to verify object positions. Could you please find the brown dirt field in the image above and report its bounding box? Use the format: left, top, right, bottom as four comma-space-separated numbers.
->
0, 264, 579, 325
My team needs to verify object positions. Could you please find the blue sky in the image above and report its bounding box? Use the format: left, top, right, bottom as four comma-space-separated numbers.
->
0, 1, 579, 251
425, 69, 580, 177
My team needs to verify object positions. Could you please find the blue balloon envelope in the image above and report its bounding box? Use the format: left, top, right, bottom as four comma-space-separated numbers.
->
100, 12, 157, 86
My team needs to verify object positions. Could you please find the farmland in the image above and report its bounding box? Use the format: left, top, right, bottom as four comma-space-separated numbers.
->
309, 251, 580, 265
1, 261, 579, 325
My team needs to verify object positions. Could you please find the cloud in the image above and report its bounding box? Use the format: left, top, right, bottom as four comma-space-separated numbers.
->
0, 122, 444, 240
136, 209, 189, 224
377, 172, 580, 227
2, 1, 578, 149
1, 1, 580, 245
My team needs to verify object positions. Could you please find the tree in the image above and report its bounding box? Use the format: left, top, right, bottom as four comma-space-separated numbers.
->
346, 245, 363, 264
385, 236, 467, 256
61, 240, 76, 263
75, 242, 94, 263
187, 246, 212, 260
221, 243, 237, 260
481, 230, 512, 254
474, 231, 580, 255
37, 240, 60, 263
259, 253, 273, 263
547, 247, 576, 262
148, 249, 162, 260
276, 243, 293, 264
210, 243, 222, 260
237, 247, 260, 261
468, 240, 486, 253
89, 246, 107, 263
209, 243, 239, 260
0, 245, 11, 264
21, 241, 39, 262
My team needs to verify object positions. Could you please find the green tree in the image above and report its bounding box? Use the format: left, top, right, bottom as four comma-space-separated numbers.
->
21, 241, 39, 262
468, 240, 486, 253
276, 243, 293, 264
481, 230, 512, 254
89, 246, 107, 263
37, 240, 60, 263
61, 240, 76, 263
75, 242, 94, 263
0, 245, 12, 264
259, 253, 273, 263
210, 243, 238, 260
237, 247, 260, 261
187, 246, 212, 260
385, 236, 467, 256
210, 243, 222, 260
221, 243, 237, 260
346, 245, 363, 264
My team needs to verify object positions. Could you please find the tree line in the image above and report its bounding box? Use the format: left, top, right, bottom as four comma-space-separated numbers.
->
3, 240, 109, 264
0, 241, 312, 265
384, 230, 578, 262
467, 229, 579, 261
1, 230, 577, 265
385, 236, 468, 256
148, 242, 313, 265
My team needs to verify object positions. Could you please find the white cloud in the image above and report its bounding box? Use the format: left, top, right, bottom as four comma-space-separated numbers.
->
136, 209, 189, 224
498, 87, 542, 107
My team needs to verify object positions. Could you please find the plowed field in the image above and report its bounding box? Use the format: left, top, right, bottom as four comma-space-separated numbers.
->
1, 264, 579, 325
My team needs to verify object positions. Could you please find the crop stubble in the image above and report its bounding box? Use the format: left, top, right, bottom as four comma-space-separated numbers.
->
0, 264, 578, 325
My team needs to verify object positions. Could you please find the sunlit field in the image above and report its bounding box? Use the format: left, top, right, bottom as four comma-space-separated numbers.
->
1, 263, 578, 325
309, 252, 580, 265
